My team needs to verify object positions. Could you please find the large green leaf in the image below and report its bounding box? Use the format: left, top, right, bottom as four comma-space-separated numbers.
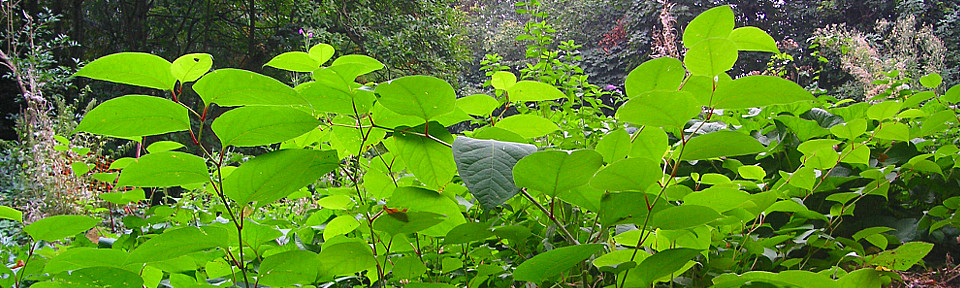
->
117, 151, 209, 187
616, 91, 700, 128
684, 38, 738, 77
625, 57, 685, 97
682, 6, 734, 48
193, 68, 305, 107
680, 131, 766, 161
630, 127, 669, 160
75, 95, 189, 138
867, 242, 933, 271
595, 129, 631, 163
600, 193, 671, 227
495, 114, 559, 138
75, 52, 176, 90
507, 81, 565, 102
373, 211, 446, 235
457, 94, 501, 116
23, 215, 99, 242
126, 227, 222, 264
838, 268, 882, 288
375, 75, 457, 121
309, 43, 336, 64
513, 244, 604, 283
491, 71, 517, 90
394, 123, 457, 188
713, 271, 839, 288
264, 51, 320, 72
329, 54, 384, 79
44, 248, 129, 274
683, 186, 752, 212
625, 248, 701, 287
258, 250, 321, 287
651, 205, 721, 230
0, 205, 22, 223
52, 267, 143, 288
211, 106, 320, 147
388, 187, 466, 237
444, 222, 495, 244
590, 158, 662, 192
712, 76, 815, 109
323, 215, 360, 240
223, 149, 339, 207
452, 137, 537, 209
297, 79, 376, 115
170, 53, 212, 83
729, 27, 779, 53
318, 239, 377, 277
514, 150, 603, 196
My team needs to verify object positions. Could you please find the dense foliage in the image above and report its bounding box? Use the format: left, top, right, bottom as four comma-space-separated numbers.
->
3, 2, 960, 288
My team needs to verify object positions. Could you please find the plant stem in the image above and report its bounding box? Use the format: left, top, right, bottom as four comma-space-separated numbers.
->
520, 189, 580, 245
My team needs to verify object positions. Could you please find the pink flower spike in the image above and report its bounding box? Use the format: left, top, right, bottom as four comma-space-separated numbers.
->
308, 31, 314, 38
298, 28, 304, 35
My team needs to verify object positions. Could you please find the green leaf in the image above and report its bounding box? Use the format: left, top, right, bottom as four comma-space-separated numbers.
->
308, 43, 336, 64
513, 244, 604, 283
625, 57, 685, 97
630, 127, 669, 160
830, 118, 867, 139
264, 51, 320, 72
452, 137, 537, 209
457, 94, 500, 116
394, 123, 457, 188
595, 129, 631, 163
495, 114, 559, 138
682, 6, 734, 48
223, 149, 339, 207
126, 227, 222, 264
324, 215, 360, 240
867, 242, 933, 271
330, 54, 384, 78
44, 248, 129, 274
684, 38, 738, 77
376, 76, 457, 121
630, 248, 701, 287
919, 73, 942, 88
514, 150, 603, 197
145, 141, 184, 153
600, 192, 671, 227
75, 52, 176, 90
873, 122, 910, 142
211, 106, 319, 147
70, 161, 90, 176
652, 205, 720, 230
445, 222, 494, 244
944, 84, 960, 103
170, 53, 212, 83
507, 81, 565, 102
866, 101, 902, 120
319, 239, 377, 276
297, 78, 376, 115
52, 267, 143, 288
259, 250, 321, 287
388, 187, 466, 237
712, 76, 815, 109
392, 256, 428, 279
712, 271, 839, 288
683, 186, 752, 212
75, 95, 189, 138
680, 131, 766, 161
590, 158, 662, 192
616, 91, 700, 128
838, 268, 882, 288
0, 205, 22, 223
737, 165, 765, 180
491, 71, 517, 90
729, 27, 779, 53
193, 68, 305, 107
117, 151, 209, 187
23, 215, 98, 242
373, 211, 445, 235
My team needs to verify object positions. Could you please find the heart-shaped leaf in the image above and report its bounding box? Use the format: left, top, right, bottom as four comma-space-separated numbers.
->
453, 137, 537, 209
